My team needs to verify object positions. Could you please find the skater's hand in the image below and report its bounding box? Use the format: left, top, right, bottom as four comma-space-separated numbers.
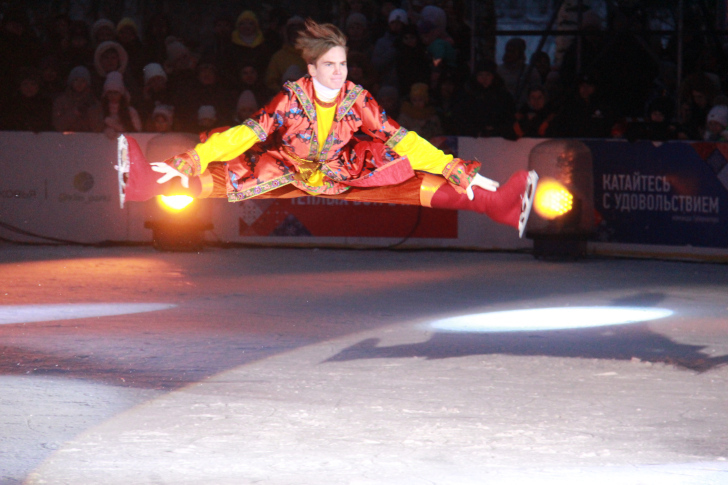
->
466, 173, 499, 200
151, 162, 189, 188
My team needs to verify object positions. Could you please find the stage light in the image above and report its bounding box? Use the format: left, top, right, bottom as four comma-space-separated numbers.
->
429, 307, 673, 333
534, 177, 574, 219
159, 194, 194, 211
146, 195, 213, 251
140, 133, 214, 251
526, 140, 596, 259
144, 215, 213, 252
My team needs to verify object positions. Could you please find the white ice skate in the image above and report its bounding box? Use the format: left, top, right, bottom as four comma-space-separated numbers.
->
115, 134, 129, 209
518, 170, 539, 238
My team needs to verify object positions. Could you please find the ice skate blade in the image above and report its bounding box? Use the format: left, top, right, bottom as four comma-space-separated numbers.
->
117, 134, 129, 209
518, 170, 538, 238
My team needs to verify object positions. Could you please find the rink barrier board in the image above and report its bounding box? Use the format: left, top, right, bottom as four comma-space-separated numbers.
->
0, 132, 726, 261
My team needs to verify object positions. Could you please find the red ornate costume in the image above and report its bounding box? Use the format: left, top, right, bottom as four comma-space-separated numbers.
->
120, 76, 536, 236
165, 76, 479, 199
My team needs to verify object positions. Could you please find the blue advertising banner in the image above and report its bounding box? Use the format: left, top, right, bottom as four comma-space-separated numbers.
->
587, 140, 728, 248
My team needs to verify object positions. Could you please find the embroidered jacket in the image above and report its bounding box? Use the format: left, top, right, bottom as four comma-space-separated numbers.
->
169, 76, 479, 200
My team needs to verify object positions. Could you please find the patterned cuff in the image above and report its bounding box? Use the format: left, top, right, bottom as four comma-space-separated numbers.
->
243, 119, 267, 142
385, 126, 408, 149
442, 158, 481, 191
167, 149, 202, 177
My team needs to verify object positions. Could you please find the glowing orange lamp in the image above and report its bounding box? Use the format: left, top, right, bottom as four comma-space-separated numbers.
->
534, 177, 574, 220
158, 195, 195, 211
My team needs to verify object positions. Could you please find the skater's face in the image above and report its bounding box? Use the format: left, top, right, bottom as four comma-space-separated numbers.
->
308, 46, 347, 91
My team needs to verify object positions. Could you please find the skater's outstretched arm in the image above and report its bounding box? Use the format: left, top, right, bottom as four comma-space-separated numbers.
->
359, 94, 499, 197
390, 130, 498, 197
150, 90, 291, 184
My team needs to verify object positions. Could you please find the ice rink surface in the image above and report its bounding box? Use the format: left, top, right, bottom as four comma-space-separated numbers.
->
1, 244, 727, 484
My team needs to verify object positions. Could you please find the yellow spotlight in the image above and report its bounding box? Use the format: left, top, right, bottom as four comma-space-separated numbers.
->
158, 195, 194, 211
534, 177, 574, 220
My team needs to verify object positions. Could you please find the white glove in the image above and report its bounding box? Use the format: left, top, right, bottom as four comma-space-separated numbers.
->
466, 173, 499, 200
151, 162, 189, 188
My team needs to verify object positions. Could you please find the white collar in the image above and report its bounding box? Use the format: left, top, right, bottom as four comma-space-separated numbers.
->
312, 77, 340, 103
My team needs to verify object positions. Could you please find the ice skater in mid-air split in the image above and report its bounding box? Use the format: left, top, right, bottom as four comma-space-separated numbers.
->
117, 19, 538, 237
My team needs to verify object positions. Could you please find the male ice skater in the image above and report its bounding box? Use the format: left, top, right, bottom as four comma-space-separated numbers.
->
118, 19, 537, 236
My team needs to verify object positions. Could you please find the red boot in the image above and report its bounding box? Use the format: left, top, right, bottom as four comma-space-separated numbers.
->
430, 170, 538, 237
116, 135, 202, 208
116, 135, 165, 207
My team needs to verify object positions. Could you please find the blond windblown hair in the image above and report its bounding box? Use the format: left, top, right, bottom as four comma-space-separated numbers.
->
294, 19, 348, 65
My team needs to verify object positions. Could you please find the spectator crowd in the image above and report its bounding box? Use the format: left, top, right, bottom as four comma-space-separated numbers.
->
2, 1, 728, 143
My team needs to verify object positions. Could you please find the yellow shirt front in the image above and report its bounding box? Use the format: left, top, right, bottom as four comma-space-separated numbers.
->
194, 100, 454, 183
303, 100, 338, 187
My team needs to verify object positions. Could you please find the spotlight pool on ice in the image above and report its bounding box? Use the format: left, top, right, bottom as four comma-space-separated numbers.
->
0, 303, 176, 325
429, 307, 674, 333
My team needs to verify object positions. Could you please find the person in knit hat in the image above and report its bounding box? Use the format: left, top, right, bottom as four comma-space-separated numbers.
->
197, 105, 218, 131
623, 95, 677, 142
38, 55, 66, 100
149, 104, 174, 133
235, 89, 258, 123
139, 62, 172, 127
164, 36, 196, 72
116, 17, 147, 87
94, 40, 129, 77
101, 71, 141, 138
166, 36, 195, 70
1, 67, 53, 132
397, 82, 443, 140
91, 18, 116, 46
498, 37, 542, 108
143, 62, 168, 85
92, 40, 140, 102
231, 10, 272, 75
198, 13, 237, 90
238, 61, 271, 107
511, 86, 556, 139
164, 36, 197, 120
233, 10, 264, 48
0, 6, 43, 103
704, 104, 728, 141
376, 84, 401, 120
372, 8, 408, 88
345, 12, 372, 59
453, 59, 516, 138
64, 20, 95, 71
418, 5, 456, 70
142, 13, 172, 65
120, 19, 538, 239
172, 59, 235, 133
394, 23, 431, 97
265, 16, 307, 93
52, 65, 104, 132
